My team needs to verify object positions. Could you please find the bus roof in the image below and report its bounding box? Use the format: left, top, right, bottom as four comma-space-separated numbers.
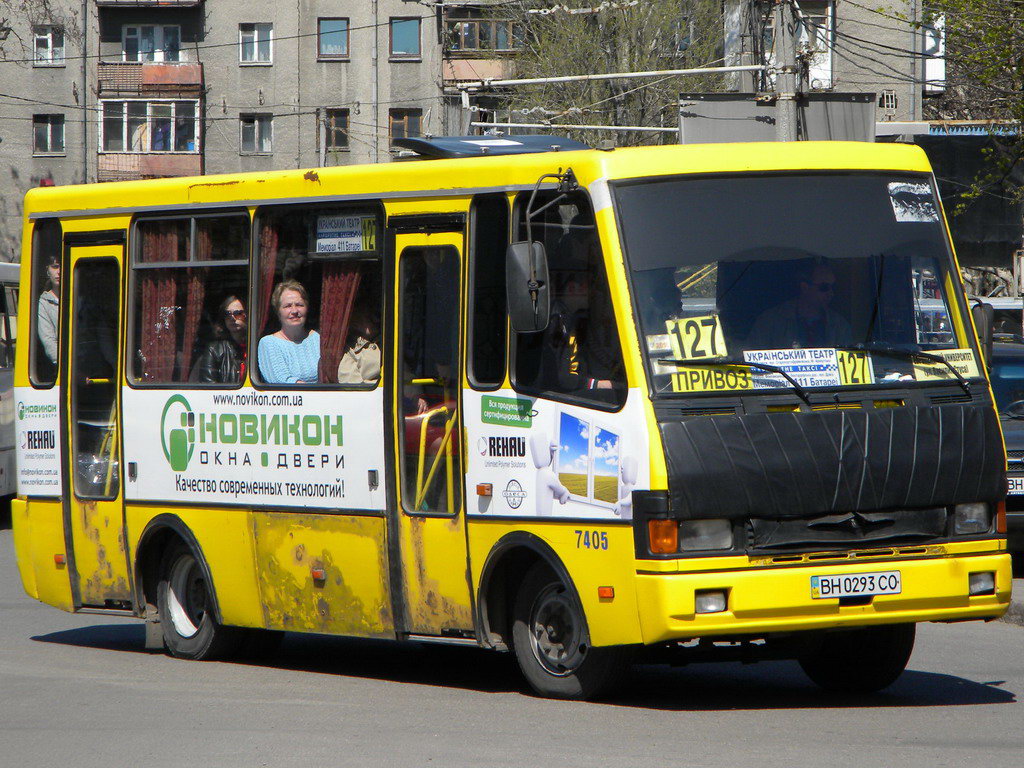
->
24, 139, 933, 220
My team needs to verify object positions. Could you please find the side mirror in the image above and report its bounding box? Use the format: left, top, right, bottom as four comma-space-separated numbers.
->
506, 241, 550, 333
971, 300, 994, 370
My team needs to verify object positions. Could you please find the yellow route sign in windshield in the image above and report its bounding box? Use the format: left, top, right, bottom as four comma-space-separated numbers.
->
666, 314, 728, 361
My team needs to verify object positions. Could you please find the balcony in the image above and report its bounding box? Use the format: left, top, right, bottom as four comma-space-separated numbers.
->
442, 58, 508, 86
97, 153, 201, 182
97, 61, 203, 94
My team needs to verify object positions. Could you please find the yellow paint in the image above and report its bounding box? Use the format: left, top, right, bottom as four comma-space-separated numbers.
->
634, 551, 1011, 644
12, 498, 73, 610
62, 244, 132, 606
251, 512, 393, 637
391, 228, 474, 635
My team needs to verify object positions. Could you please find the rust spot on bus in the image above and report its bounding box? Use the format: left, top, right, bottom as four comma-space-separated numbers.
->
303, 170, 321, 184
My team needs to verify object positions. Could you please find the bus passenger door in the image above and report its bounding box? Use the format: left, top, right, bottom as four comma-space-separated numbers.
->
390, 229, 473, 636
62, 241, 131, 608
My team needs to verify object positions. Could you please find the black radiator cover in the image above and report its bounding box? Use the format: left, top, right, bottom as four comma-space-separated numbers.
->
659, 404, 1006, 521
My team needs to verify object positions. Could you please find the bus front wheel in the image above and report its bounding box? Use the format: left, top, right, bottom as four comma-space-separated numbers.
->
157, 540, 240, 660
798, 623, 916, 693
511, 563, 630, 700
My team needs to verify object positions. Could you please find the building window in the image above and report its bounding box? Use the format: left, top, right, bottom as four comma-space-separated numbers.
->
101, 100, 199, 153
240, 114, 273, 154
324, 109, 349, 151
123, 25, 181, 62
389, 18, 420, 59
33, 115, 65, 155
445, 14, 522, 52
239, 23, 273, 64
318, 18, 349, 59
389, 108, 421, 145
33, 26, 65, 66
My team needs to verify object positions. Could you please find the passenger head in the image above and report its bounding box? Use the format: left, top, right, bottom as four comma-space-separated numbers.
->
349, 305, 378, 342
797, 261, 837, 314
46, 253, 60, 291
218, 294, 247, 344
271, 280, 309, 333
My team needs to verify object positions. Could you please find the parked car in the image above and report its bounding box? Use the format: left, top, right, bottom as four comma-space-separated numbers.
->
989, 342, 1024, 556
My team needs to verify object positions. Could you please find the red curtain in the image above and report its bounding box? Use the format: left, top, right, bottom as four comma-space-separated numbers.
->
317, 262, 362, 384
258, 222, 279, 337
181, 226, 210, 375
138, 223, 180, 381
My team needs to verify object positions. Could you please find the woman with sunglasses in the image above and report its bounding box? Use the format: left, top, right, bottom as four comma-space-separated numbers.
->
190, 295, 248, 383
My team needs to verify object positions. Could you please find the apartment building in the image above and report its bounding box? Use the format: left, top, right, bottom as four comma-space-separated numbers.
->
0, 0, 456, 260
0, 1, 933, 261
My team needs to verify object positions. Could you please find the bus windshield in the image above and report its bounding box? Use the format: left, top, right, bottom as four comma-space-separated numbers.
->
615, 172, 976, 396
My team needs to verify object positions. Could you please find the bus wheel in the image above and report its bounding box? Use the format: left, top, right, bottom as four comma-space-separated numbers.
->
512, 563, 629, 700
798, 623, 915, 693
157, 540, 239, 660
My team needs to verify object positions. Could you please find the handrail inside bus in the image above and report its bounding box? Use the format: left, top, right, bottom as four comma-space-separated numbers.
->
414, 404, 455, 514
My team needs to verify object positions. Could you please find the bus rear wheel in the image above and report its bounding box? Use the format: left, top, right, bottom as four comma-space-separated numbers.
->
798, 623, 916, 693
157, 540, 240, 660
511, 563, 630, 700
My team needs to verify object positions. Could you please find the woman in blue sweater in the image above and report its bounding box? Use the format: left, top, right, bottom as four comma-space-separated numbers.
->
258, 280, 320, 384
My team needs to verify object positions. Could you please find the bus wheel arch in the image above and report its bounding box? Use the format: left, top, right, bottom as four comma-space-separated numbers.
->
477, 533, 575, 653
134, 515, 232, 657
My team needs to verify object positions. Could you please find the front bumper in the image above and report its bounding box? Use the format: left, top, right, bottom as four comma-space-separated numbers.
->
634, 548, 1011, 645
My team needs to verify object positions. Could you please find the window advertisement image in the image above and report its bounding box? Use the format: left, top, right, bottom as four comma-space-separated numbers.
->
464, 389, 648, 521
14, 389, 61, 496
121, 388, 386, 510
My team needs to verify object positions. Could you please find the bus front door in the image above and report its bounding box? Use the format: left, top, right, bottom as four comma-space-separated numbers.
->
391, 232, 473, 636
62, 242, 131, 608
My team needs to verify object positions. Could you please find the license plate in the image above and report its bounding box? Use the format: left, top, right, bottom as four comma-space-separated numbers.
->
1008, 476, 1024, 495
811, 571, 902, 599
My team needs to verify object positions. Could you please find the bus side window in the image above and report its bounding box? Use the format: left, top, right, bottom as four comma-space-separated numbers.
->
130, 213, 250, 385
253, 204, 383, 388
30, 219, 62, 387
512, 192, 626, 408
468, 193, 510, 388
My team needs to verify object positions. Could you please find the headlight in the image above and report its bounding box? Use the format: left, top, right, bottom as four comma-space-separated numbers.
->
954, 502, 991, 535
680, 519, 733, 551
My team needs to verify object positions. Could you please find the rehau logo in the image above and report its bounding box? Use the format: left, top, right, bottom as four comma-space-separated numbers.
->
21, 430, 55, 450
479, 436, 527, 458
161, 394, 196, 471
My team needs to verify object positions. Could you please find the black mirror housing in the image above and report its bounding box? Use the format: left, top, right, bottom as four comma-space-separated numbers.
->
971, 300, 994, 371
506, 241, 550, 333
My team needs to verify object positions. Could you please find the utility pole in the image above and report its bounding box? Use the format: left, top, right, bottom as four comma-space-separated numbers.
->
773, 0, 799, 141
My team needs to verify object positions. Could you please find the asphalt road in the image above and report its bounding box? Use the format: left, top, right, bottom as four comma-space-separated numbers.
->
1, 524, 1021, 768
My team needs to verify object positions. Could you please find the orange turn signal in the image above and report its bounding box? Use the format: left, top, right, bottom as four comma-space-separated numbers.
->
476, 483, 493, 497
648, 519, 679, 554
597, 586, 615, 600
996, 501, 1007, 534
54, 553, 66, 566
311, 568, 326, 581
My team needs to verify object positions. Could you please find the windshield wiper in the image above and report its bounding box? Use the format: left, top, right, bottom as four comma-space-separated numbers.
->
656, 357, 812, 404
845, 342, 972, 396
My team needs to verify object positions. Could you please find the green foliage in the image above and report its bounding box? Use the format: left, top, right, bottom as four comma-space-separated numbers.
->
499, 1, 725, 146
919, 0, 1024, 211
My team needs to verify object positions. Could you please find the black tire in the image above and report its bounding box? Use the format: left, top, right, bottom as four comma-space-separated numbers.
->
511, 563, 631, 700
798, 623, 916, 693
157, 540, 240, 660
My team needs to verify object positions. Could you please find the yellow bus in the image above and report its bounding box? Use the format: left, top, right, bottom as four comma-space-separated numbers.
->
12, 136, 1012, 700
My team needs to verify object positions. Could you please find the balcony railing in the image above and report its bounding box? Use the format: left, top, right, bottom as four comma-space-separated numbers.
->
98, 152, 202, 182
97, 61, 203, 94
